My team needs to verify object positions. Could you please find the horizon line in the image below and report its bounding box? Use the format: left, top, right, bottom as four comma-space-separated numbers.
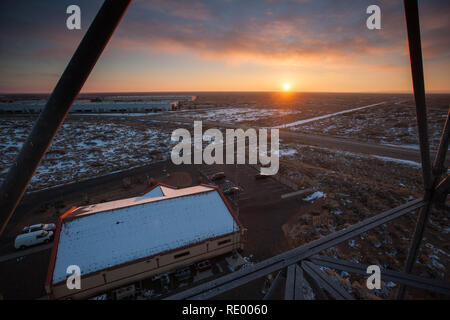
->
1, 90, 450, 95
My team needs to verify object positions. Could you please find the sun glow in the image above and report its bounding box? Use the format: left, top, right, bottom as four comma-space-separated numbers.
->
283, 83, 291, 91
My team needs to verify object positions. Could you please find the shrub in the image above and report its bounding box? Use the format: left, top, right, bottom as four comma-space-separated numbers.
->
39, 203, 50, 213
147, 177, 156, 186
122, 177, 132, 189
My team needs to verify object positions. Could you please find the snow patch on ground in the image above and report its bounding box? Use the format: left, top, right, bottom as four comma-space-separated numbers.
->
0, 120, 174, 191
273, 102, 386, 129
382, 143, 420, 150
303, 191, 326, 202
372, 156, 422, 168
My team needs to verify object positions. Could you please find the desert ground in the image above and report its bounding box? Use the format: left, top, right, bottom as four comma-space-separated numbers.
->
0, 92, 448, 299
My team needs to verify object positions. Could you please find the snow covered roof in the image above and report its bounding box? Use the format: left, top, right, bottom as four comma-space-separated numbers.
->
49, 184, 241, 285
65, 185, 213, 219
134, 184, 176, 201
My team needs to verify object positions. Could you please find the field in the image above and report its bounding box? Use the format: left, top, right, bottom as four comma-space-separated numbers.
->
277, 144, 449, 299
151, 92, 398, 128
288, 100, 448, 150
0, 116, 179, 191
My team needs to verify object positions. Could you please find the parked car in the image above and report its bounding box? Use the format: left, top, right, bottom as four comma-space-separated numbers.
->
152, 273, 170, 290
210, 172, 226, 181
223, 186, 241, 195
113, 284, 136, 300
22, 223, 56, 234
196, 260, 212, 272
174, 267, 192, 282
14, 230, 54, 250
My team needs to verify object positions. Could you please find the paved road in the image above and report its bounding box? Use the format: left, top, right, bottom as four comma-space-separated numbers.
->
148, 116, 449, 165
278, 130, 438, 163
0, 243, 52, 263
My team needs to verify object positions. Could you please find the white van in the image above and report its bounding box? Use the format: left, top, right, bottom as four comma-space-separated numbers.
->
14, 230, 54, 250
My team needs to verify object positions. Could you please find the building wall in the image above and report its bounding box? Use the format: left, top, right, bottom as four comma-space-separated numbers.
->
0, 96, 196, 114
0, 101, 178, 114
49, 232, 243, 300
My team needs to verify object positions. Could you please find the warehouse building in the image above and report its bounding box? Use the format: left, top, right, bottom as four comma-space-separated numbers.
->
0, 96, 197, 114
101, 95, 197, 102
0, 100, 178, 114
45, 184, 244, 300
69, 100, 178, 113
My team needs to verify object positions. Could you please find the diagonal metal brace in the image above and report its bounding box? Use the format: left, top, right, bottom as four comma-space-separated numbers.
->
0, 0, 132, 236
284, 264, 304, 300
311, 255, 450, 296
301, 260, 353, 300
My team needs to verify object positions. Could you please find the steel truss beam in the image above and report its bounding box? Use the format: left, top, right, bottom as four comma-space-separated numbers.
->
434, 175, 449, 209
0, 0, 132, 236
311, 255, 450, 296
398, 107, 449, 298
302, 265, 328, 300
284, 264, 304, 300
301, 261, 353, 300
432, 109, 450, 177
432, 112, 450, 209
166, 199, 424, 300
397, 0, 450, 300
403, 0, 433, 190
263, 271, 285, 300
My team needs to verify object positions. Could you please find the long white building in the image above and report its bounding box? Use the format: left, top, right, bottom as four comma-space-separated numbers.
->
0, 96, 197, 114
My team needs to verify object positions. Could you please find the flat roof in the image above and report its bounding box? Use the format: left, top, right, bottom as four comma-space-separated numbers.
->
50, 185, 240, 285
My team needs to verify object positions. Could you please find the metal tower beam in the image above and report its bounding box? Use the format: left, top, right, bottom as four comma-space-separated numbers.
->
0, 0, 132, 236
311, 255, 450, 296
403, 0, 433, 190
301, 261, 353, 300
284, 264, 304, 300
396, 0, 444, 300
166, 199, 424, 300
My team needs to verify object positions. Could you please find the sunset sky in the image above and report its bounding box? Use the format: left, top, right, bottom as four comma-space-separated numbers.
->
0, 0, 449, 93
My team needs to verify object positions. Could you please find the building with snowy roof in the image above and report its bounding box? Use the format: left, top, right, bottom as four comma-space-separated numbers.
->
0, 100, 178, 114
45, 184, 244, 300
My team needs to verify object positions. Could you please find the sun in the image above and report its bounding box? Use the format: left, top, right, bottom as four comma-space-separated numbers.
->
283, 83, 291, 91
